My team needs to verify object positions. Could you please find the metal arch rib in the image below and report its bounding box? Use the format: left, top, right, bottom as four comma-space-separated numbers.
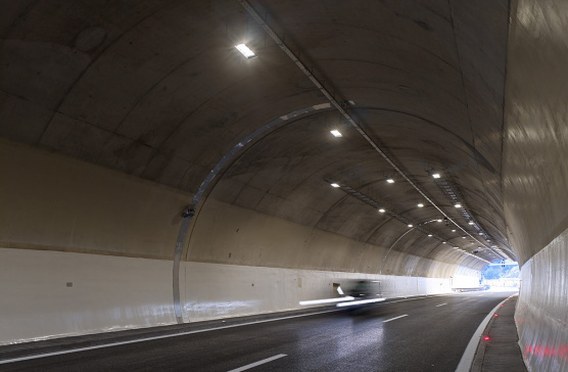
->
240, 0, 505, 260
171, 103, 333, 323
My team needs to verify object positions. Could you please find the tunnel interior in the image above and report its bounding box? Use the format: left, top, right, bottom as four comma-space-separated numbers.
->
1, 1, 567, 370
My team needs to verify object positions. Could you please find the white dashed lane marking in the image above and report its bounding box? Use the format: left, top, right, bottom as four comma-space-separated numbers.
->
382, 314, 409, 323
227, 354, 287, 372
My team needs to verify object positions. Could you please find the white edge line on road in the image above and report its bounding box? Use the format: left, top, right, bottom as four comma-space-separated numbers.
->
435, 303, 447, 307
0, 310, 338, 365
227, 353, 287, 372
382, 314, 409, 323
455, 294, 517, 372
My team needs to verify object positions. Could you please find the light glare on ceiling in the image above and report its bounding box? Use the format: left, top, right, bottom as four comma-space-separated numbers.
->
454, 203, 462, 208
330, 129, 342, 137
417, 203, 424, 208
437, 219, 443, 223
386, 178, 395, 184
427, 234, 433, 237
408, 224, 413, 228
468, 221, 475, 225
330, 183, 340, 188
432, 173, 441, 179
235, 43, 255, 58
378, 208, 386, 213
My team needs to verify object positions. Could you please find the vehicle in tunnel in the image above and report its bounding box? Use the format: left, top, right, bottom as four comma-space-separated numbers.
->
299, 280, 385, 309
346, 280, 381, 299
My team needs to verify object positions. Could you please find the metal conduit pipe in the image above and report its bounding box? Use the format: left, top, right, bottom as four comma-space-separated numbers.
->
379, 227, 416, 274
171, 103, 333, 323
240, 0, 506, 260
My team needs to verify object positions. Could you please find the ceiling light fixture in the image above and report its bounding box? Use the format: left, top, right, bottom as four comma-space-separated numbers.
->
330, 183, 340, 188
417, 203, 424, 208
408, 224, 413, 228
330, 129, 342, 137
235, 43, 255, 58
386, 178, 395, 184
468, 221, 475, 225
462, 236, 466, 239
432, 173, 441, 179
454, 203, 462, 208
378, 208, 386, 213
451, 229, 456, 232
427, 234, 433, 237
437, 219, 443, 223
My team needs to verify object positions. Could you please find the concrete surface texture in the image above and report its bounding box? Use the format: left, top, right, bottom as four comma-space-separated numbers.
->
0, 1, 566, 370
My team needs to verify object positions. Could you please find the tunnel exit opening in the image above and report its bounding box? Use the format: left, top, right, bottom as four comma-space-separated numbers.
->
481, 261, 520, 291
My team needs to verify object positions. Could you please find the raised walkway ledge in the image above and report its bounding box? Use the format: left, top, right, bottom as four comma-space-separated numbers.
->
471, 295, 527, 371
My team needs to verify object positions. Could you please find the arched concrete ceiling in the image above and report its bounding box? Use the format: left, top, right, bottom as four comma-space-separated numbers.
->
0, 0, 512, 269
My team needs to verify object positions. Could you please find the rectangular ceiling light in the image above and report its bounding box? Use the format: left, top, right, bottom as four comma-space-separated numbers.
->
330, 129, 342, 137
330, 183, 340, 188
235, 43, 255, 58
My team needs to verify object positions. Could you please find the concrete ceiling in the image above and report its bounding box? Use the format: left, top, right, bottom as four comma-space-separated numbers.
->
0, 0, 513, 267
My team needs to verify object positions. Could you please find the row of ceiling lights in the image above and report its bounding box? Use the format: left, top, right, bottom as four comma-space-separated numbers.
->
241, 5, 508, 261
330, 128, 503, 257
235, 43, 494, 260
328, 128, 493, 258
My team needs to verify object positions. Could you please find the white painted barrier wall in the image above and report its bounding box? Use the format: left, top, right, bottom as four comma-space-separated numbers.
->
182, 261, 453, 322
0, 247, 459, 345
0, 248, 176, 344
516, 228, 568, 372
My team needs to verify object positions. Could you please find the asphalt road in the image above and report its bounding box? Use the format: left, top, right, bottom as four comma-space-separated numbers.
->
2, 292, 513, 372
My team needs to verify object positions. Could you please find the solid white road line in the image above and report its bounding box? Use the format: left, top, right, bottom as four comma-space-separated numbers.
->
435, 303, 448, 307
227, 354, 287, 372
382, 314, 409, 323
455, 294, 517, 372
0, 310, 337, 365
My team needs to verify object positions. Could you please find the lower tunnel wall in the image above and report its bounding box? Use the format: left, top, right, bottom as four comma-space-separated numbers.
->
0, 247, 477, 345
516, 227, 568, 372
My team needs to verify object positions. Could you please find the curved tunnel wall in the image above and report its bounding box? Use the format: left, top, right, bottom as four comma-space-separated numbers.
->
505, 0, 568, 370
0, 139, 480, 344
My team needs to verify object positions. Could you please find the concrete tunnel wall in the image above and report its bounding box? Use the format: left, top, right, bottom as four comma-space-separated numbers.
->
0, 139, 480, 345
504, 0, 568, 370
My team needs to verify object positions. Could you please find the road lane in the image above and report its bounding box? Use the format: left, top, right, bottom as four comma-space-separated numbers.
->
1, 292, 514, 372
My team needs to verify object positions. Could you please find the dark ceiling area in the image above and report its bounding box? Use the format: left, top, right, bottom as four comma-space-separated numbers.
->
0, 0, 512, 267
